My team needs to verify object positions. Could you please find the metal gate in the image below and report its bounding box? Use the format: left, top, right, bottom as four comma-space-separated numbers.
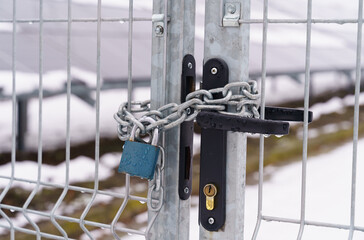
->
0, 0, 363, 239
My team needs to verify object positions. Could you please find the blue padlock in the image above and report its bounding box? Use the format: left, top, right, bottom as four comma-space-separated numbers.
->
118, 117, 160, 180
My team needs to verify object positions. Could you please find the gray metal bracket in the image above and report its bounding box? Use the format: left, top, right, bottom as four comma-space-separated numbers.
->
152, 14, 165, 37
222, 2, 241, 27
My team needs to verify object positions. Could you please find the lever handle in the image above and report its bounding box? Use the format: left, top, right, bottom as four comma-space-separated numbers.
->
261, 107, 313, 123
196, 111, 290, 135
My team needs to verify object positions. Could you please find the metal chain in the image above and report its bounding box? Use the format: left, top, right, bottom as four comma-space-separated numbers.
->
114, 80, 261, 142
147, 145, 164, 211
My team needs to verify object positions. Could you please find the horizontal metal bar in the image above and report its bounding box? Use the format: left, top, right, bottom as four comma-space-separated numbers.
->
0, 18, 359, 25
0, 204, 145, 236
0, 175, 148, 202
261, 215, 364, 232
239, 18, 362, 24
0, 224, 73, 240
250, 68, 363, 80
0, 17, 153, 23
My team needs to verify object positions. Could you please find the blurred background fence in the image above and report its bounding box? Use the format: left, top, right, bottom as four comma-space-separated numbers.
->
0, 0, 364, 239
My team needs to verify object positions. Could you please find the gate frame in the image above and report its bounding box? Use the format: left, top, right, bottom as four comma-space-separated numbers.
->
198, 0, 250, 239
149, 0, 196, 239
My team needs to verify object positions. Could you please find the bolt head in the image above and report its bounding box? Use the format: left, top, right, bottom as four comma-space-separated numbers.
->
227, 4, 236, 14
187, 62, 193, 69
186, 107, 191, 115
208, 217, 215, 225
211, 67, 218, 75
155, 25, 164, 35
184, 187, 189, 194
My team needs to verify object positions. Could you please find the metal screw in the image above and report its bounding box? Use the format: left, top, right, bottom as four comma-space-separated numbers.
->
211, 67, 218, 75
186, 107, 191, 115
208, 217, 215, 225
184, 187, 189, 194
187, 62, 193, 69
155, 25, 164, 35
227, 4, 236, 14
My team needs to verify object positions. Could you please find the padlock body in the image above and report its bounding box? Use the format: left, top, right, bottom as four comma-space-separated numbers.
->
118, 140, 160, 180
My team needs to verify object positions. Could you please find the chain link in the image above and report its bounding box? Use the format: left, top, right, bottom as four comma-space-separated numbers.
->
114, 80, 261, 141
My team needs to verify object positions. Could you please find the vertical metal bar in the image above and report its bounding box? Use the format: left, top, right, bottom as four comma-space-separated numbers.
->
252, 0, 268, 238
149, 0, 195, 238
200, 0, 250, 239
348, 0, 363, 239
110, 174, 130, 239
151, 0, 167, 107
50, 0, 72, 237
21, 0, 44, 238
111, 1, 134, 238
0, 0, 17, 239
79, 0, 102, 238
297, 0, 312, 239
127, 0, 133, 109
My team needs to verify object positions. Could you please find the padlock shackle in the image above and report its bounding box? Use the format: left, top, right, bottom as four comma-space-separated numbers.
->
130, 116, 159, 145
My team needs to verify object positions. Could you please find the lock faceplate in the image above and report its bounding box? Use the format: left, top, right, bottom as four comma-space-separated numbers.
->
199, 58, 228, 231
179, 54, 196, 200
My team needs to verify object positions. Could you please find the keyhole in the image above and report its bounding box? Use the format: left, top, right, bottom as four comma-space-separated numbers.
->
203, 184, 217, 211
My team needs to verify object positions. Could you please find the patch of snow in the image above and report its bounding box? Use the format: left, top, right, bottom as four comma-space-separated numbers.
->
251, 139, 364, 239
0, 68, 100, 96
134, 211, 147, 224
125, 139, 364, 240
132, 183, 148, 193
101, 153, 122, 169
0, 210, 45, 235
0, 71, 39, 95
310, 97, 346, 120
0, 84, 150, 152
0, 155, 113, 190
343, 92, 364, 106
0, 23, 14, 33
264, 72, 352, 105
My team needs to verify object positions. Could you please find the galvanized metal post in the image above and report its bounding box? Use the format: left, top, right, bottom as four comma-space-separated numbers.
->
200, 0, 250, 239
149, 0, 195, 239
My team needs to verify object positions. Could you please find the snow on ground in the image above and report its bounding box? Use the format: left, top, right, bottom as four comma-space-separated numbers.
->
0, 69, 359, 152
0, 68, 99, 95
0, 23, 14, 33
0, 152, 120, 190
0, 69, 151, 152
1, 138, 363, 239
122, 139, 364, 240
0, 91, 363, 239
0, 68, 362, 239
264, 72, 354, 105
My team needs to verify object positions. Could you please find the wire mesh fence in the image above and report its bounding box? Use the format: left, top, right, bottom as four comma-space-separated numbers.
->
251, 0, 363, 239
0, 0, 164, 239
0, 0, 363, 239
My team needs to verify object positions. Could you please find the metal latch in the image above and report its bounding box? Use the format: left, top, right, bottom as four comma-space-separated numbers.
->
222, 2, 240, 27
